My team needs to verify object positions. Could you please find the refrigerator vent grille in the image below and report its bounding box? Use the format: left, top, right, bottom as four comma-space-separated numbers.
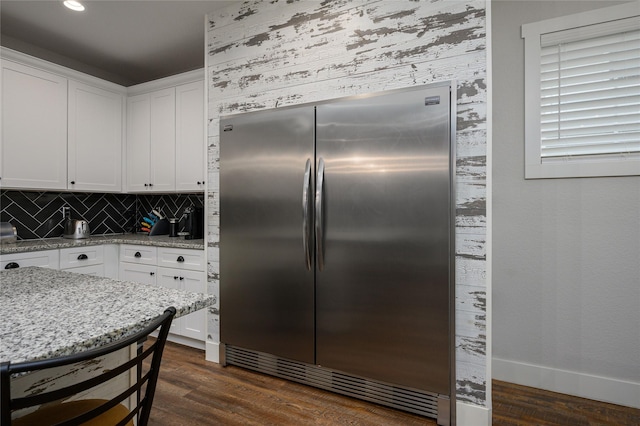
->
225, 345, 439, 419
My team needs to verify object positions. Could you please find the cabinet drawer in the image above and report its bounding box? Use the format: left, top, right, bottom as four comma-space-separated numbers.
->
157, 247, 204, 271
59, 245, 103, 269
1, 250, 59, 270
64, 264, 104, 276
119, 245, 157, 265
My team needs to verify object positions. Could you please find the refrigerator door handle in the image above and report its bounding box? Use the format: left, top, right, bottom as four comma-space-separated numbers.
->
316, 157, 325, 271
302, 158, 312, 271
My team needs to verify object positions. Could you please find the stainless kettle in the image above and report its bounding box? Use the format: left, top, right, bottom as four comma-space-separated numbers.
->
63, 218, 91, 239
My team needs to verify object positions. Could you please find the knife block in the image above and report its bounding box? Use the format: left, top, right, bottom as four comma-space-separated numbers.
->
149, 219, 169, 236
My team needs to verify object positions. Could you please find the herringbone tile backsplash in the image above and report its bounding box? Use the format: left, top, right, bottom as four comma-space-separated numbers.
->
0, 190, 203, 240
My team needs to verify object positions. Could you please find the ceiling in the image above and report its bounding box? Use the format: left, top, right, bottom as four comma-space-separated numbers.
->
1, 1, 237, 86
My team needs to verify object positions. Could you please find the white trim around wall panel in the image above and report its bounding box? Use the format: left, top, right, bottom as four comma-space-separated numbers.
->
456, 401, 491, 426
493, 357, 640, 409
484, 0, 493, 411
206, 341, 220, 363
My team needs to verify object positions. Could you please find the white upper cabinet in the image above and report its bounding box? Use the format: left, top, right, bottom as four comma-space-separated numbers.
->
126, 94, 152, 192
150, 88, 176, 192
126, 88, 176, 192
126, 72, 205, 193
1, 50, 125, 192
2, 49, 204, 194
175, 80, 205, 191
1, 60, 68, 190
68, 81, 123, 192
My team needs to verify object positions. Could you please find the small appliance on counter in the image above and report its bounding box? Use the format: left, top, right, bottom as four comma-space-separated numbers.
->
168, 218, 179, 237
0, 222, 18, 243
180, 205, 203, 240
62, 207, 91, 239
63, 218, 90, 239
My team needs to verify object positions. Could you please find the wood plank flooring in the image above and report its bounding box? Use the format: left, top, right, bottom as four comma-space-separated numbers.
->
492, 380, 640, 426
149, 342, 640, 425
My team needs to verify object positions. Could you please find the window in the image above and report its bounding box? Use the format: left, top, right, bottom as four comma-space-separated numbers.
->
522, 2, 640, 179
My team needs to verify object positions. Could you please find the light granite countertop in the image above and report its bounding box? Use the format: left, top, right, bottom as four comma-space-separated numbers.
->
0, 234, 204, 255
1, 266, 215, 364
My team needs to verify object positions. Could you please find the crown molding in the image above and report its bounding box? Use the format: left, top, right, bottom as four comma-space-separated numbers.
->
1, 47, 204, 95
125, 69, 204, 96
1, 47, 127, 94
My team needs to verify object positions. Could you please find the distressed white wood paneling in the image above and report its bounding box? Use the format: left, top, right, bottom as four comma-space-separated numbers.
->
209, 54, 486, 112
456, 232, 486, 261
457, 334, 486, 365
11, 347, 133, 420
456, 256, 487, 287
206, 0, 488, 407
457, 127, 487, 157
457, 360, 487, 405
456, 284, 487, 313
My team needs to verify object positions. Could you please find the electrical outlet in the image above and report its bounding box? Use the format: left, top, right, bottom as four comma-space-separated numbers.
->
62, 206, 70, 218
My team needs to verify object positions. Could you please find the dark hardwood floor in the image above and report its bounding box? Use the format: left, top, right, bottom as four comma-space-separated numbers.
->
149, 342, 640, 425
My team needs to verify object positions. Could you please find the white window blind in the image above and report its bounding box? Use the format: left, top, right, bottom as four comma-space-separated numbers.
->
522, 2, 640, 179
540, 19, 640, 161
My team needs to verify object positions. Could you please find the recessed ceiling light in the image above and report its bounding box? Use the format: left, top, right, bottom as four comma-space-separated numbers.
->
63, 1, 85, 12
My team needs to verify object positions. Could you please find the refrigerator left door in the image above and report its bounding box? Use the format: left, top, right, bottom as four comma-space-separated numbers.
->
220, 106, 316, 364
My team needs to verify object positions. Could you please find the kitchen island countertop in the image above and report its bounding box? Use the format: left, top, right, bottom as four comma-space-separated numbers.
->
0, 234, 204, 255
1, 266, 214, 364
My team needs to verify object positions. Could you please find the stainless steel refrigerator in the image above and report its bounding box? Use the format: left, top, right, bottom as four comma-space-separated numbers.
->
220, 82, 455, 424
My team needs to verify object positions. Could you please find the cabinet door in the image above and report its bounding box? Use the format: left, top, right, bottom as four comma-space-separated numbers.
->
126, 93, 151, 192
68, 81, 123, 192
118, 262, 156, 286
179, 269, 207, 341
149, 88, 175, 192
175, 80, 205, 192
1, 61, 67, 190
156, 267, 184, 335
157, 267, 206, 341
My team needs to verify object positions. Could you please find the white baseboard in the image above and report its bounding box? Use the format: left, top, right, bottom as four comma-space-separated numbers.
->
166, 334, 205, 351
205, 340, 220, 363
456, 401, 491, 426
493, 357, 640, 409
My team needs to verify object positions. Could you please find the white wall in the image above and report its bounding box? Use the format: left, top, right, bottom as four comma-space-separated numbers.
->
206, 1, 491, 422
492, 0, 640, 409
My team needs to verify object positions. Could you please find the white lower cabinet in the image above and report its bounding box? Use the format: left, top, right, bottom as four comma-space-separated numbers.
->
1, 243, 205, 348
0, 250, 59, 270
156, 267, 207, 340
1, 245, 116, 277
59, 245, 104, 276
62, 264, 104, 276
119, 262, 157, 285
119, 245, 206, 348
58, 245, 119, 278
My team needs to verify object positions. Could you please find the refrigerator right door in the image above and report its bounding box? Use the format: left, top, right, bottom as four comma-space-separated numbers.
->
315, 84, 453, 394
